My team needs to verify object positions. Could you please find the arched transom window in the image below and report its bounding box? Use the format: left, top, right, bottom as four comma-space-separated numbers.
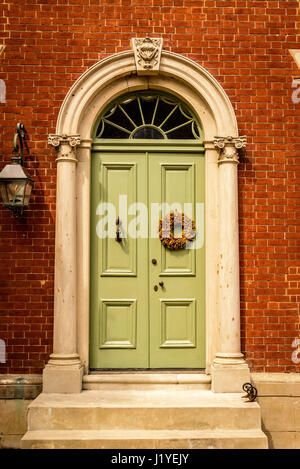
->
94, 92, 202, 140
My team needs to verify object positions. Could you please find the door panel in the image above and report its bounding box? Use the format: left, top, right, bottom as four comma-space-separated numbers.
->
160, 299, 196, 348
99, 299, 137, 349
160, 163, 196, 276
100, 162, 137, 276
90, 150, 205, 369
149, 153, 205, 368
90, 152, 148, 368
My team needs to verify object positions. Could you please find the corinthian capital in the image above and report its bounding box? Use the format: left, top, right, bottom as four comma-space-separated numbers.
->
214, 136, 246, 164
48, 134, 81, 148
48, 134, 81, 163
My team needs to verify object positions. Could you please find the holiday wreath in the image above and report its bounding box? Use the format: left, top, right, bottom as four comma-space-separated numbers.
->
158, 211, 196, 250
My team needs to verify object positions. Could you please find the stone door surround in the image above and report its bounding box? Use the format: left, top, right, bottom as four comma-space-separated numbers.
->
43, 46, 250, 393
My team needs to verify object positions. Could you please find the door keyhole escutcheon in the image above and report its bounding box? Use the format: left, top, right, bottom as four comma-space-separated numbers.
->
154, 282, 164, 292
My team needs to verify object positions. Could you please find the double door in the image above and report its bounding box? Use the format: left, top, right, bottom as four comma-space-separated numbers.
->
90, 149, 205, 368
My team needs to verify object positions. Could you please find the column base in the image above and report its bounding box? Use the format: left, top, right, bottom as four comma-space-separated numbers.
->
43, 354, 83, 393
211, 355, 251, 393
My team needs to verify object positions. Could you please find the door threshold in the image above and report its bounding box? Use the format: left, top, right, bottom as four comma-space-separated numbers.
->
84, 370, 211, 387
89, 368, 206, 374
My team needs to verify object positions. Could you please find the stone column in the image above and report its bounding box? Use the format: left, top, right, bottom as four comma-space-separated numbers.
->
43, 135, 83, 393
211, 136, 251, 392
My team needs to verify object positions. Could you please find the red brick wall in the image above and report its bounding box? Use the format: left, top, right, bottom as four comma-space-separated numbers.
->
0, 0, 299, 373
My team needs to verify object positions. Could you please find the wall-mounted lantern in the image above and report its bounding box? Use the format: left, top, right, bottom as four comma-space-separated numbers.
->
0, 124, 34, 217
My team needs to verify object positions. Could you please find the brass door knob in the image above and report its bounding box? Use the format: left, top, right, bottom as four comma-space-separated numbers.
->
152, 259, 157, 265
159, 281, 164, 287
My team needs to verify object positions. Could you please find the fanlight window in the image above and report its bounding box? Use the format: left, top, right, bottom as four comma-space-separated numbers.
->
95, 93, 202, 140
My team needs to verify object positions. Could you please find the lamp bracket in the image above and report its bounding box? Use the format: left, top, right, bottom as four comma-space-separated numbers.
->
12, 123, 28, 166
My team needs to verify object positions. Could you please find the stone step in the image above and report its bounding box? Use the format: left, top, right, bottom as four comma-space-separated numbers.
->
21, 429, 268, 449
83, 373, 211, 390
26, 390, 263, 431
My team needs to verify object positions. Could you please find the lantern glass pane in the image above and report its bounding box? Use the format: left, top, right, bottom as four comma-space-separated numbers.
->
6, 180, 26, 206
0, 181, 9, 204
23, 180, 33, 206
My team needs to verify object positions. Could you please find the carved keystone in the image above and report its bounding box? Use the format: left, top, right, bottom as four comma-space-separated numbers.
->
131, 37, 163, 75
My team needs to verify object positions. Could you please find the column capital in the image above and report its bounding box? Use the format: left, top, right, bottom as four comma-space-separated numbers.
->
48, 134, 81, 148
48, 134, 81, 163
214, 136, 246, 164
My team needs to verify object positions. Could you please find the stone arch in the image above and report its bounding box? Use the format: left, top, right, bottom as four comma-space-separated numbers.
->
56, 50, 238, 140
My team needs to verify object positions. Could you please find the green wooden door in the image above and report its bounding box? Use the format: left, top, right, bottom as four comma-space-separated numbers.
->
149, 153, 205, 367
90, 149, 205, 369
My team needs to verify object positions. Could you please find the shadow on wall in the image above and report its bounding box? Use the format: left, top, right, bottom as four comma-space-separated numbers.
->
0, 80, 5, 103
0, 340, 5, 363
